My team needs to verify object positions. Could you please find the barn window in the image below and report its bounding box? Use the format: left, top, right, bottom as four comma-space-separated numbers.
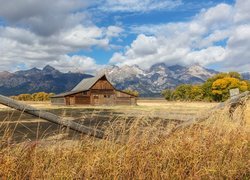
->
104, 95, 110, 98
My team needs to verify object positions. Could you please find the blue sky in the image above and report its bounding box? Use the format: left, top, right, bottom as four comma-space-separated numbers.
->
0, 0, 249, 73
86, 0, 236, 65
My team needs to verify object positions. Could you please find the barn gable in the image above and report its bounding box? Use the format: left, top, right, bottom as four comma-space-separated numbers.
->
72, 74, 115, 91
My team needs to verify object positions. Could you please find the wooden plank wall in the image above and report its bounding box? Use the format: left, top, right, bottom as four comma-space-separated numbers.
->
75, 96, 90, 104
116, 97, 132, 105
116, 91, 132, 98
92, 80, 114, 90
116, 91, 137, 105
51, 97, 65, 105
73, 91, 91, 105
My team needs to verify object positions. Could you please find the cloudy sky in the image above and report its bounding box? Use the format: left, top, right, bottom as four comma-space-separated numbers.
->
0, 0, 249, 73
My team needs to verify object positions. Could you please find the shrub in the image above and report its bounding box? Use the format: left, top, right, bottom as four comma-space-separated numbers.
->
10, 92, 55, 101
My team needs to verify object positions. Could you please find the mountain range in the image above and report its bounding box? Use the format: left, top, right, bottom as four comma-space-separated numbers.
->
100, 63, 218, 96
0, 63, 249, 97
0, 65, 92, 96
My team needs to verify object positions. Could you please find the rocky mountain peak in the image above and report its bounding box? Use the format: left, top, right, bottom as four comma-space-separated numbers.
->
43, 65, 56, 72
15, 67, 41, 76
168, 65, 185, 71
150, 62, 167, 70
184, 63, 215, 81
148, 63, 169, 76
41, 65, 62, 76
102, 63, 219, 96
0, 71, 13, 78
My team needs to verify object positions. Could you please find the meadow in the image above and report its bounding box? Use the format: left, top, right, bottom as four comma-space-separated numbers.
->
0, 99, 249, 179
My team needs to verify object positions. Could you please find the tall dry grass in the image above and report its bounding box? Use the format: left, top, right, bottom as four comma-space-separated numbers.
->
0, 107, 249, 179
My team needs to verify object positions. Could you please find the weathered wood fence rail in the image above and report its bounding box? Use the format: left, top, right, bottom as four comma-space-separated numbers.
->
0, 95, 105, 139
173, 91, 250, 132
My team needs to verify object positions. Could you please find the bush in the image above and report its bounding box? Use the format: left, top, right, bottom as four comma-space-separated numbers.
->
10, 92, 55, 101
162, 72, 250, 102
123, 89, 139, 96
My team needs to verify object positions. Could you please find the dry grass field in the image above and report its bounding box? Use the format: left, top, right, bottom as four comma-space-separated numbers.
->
0, 99, 249, 179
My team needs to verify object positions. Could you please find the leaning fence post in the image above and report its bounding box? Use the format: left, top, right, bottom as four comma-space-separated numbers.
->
0, 94, 105, 139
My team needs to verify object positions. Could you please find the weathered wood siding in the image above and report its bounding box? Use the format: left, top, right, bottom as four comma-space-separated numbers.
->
75, 96, 90, 104
92, 79, 114, 90
116, 91, 131, 98
70, 91, 90, 105
90, 78, 116, 105
51, 97, 65, 105
116, 91, 137, 105
90, 92, 116, 106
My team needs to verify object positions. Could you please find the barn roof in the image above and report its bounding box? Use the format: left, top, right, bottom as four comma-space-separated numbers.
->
51, 74, 108, 98
51, 90, 83, 98
51, 73, 138, 98
72, 73, 106, 91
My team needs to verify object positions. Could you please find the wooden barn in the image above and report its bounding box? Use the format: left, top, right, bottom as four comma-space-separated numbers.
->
51, 74, 137, 106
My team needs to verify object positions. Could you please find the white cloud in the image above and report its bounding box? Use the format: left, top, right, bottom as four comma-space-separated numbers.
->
58, 25, 109, 49
110, 1, 250, 71
106, 26, 124, 38
222, 25, 250, 71
50, 55, 103, 73
110, 34, 190, 68
130, 34, 158, 56
0, 0, 126, 73
99, 0, 182, 12
0, 24, 119, 72
186, 46, 226, 65
234, 0, 250, 23
0, 0, 92, 36
197, 3, 233, 29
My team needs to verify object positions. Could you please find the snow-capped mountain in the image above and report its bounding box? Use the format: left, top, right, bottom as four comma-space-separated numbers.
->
102, 63, 218, 96
0, 63, 221, 97
0, 65, 92, 96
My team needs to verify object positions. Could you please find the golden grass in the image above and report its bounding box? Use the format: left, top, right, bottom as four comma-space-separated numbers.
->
0, 100, 219, 124
0, 99, 217, 110
0, 105, 249, 179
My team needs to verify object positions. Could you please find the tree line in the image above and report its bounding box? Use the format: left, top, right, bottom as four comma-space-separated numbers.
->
123, 89, 139, 96
11, 92, 55, 101
162, 72, 250, 102
10, 90, 140, 101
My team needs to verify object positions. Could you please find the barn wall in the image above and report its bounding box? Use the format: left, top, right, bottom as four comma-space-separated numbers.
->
116, 91, 132, 98
130, 97, 137, 105
69, 96, 75, 105
75, 96, 90, 104
68, 91, 91, 105
92, 79, 114, 90
116, 97, 131, 105
51, 97, 65, 105
90, 93, 116, 106
115, 91, 137, 105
